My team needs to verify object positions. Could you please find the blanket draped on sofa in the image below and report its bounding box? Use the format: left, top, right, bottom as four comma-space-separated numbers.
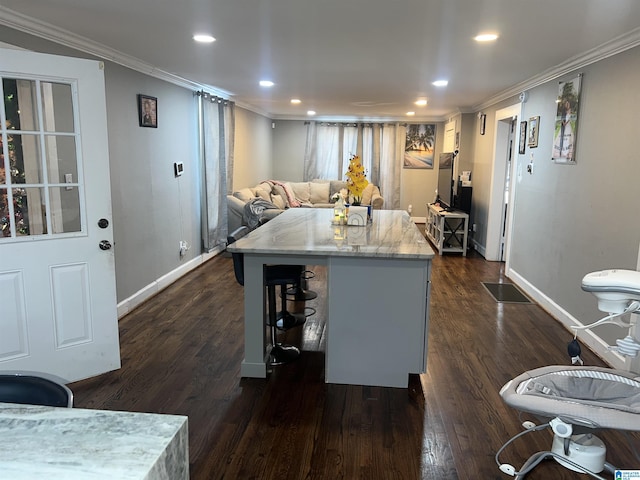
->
243, 197, 279, 229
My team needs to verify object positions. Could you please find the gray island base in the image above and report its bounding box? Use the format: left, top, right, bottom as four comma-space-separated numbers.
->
228, 208, 434, 388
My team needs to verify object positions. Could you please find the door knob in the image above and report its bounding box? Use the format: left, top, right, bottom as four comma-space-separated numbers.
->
99, 240, 112, 250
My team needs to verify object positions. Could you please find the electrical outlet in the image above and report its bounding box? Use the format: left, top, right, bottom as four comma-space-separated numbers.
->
179, 241, 188, 257
408, 204, 413, 214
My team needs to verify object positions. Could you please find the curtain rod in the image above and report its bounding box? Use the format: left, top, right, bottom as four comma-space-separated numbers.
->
196, 90, 234, 105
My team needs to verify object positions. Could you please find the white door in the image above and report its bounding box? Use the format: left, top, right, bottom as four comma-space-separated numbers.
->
0, 48, 120, 382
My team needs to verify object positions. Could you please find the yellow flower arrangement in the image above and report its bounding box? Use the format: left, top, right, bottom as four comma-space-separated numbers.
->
345, 154, 368, 205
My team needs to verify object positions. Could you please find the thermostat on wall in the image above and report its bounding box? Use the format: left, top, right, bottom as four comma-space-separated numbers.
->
174, 162, 184, 177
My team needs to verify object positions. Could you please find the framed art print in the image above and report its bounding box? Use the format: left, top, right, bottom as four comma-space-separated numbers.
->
138, 94, 157, 128
519, 121, 527, 154
528, 116, 539, 148
552, 74, 581, 164
403, 124, 436, 168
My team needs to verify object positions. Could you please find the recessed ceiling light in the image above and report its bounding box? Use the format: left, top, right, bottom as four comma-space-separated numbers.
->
432, 80, 448, 87
307, 110, 316, 116
259, 80, 274, 87
406, 111, 416, 116
291, 98, 301, 104
474, 33, 498, 42
193, 34, 216, 43
415, 99, 428, 106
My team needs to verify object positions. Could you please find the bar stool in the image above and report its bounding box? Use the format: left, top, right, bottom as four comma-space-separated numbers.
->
286, 268, 318, 301
228, 226, 302, 365
0, 371, 73, 407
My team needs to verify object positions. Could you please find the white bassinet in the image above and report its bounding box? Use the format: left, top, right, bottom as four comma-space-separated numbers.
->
497, 270, 640, 478
500, 365, 640, 431
497, 365, 640, 478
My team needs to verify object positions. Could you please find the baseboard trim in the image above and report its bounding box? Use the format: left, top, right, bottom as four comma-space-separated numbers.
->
508, 268, 625, 370
471, 238, 486, 257
116, 247, 223, 318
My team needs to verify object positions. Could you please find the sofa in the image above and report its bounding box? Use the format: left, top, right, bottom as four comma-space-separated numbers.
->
227, 179, 384, 232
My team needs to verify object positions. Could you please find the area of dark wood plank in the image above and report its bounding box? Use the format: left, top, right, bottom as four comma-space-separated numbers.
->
70, 234, 640, 479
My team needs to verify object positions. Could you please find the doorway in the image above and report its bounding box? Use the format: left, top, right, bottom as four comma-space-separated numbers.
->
0, 48, 120, 382
484, 103, 522, 270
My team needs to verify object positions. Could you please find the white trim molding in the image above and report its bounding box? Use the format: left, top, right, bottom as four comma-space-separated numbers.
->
116, 248, 223, 319
508, 267, 626, 370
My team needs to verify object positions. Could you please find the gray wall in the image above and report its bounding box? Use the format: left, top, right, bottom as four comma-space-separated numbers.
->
270, 120, 447, 215
0, 26, 266, 303
272, 120, 306, 181
233, 109, 273, 190
6, 23, 640, 351
470, 45, 640, 346
103, 65, 200, 300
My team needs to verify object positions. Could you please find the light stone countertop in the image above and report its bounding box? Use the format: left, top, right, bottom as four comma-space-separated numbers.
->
228, 208, 434, 259
0, 403, 188, 479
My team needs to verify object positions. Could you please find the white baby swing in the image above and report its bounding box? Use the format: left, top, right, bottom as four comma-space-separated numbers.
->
497, 269, 640, 479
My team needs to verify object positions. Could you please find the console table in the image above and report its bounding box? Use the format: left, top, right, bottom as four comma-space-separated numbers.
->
425, 203, 469, 256
227, 209, 434, 388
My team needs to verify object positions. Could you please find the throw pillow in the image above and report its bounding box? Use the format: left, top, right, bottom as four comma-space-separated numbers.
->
271, 194, 285, 209
309, 181, 330, 204
255, 188, 271, 202
361, 184, 374, 206
289, 182, 311, 203
330, 180, 348, 198
233, 187, 256, 202
271, 184, 289, 207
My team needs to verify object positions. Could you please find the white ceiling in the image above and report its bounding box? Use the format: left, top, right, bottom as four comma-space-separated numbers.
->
1, 0, 640, 121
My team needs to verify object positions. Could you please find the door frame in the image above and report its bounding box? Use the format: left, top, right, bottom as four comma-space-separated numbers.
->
485, 103, 522, 271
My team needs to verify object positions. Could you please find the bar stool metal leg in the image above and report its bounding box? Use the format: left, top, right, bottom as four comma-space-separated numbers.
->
267, 284, 299, 366
286, 269, 318, 301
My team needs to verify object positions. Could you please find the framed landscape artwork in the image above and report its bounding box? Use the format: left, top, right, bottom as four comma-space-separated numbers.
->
404, 124, 436, 168
552, 74, 581, 164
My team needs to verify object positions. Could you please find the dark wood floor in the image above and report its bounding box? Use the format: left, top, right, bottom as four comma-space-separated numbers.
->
71, 239, 640, 479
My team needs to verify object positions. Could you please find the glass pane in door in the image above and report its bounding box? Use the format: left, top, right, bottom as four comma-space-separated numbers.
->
8, 134, 43, 184
1, 76, 82, 240
50, 186, 81, 234
45, 135, 77, 183
3, 79, 38, 131
41, 82, 75, 133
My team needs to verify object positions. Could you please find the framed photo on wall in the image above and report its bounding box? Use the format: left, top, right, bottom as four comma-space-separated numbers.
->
552, 74, 581, 164
528, 116, 539, 148
138, 94, 157, 128
518, 121, 527, 154
403, 124, 436, 168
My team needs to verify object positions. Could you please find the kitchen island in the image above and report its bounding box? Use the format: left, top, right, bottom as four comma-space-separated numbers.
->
0, 402, 188, 479
228, 208, 434, 388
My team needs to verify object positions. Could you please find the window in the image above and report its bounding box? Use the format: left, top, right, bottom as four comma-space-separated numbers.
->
1, 78, 82, 239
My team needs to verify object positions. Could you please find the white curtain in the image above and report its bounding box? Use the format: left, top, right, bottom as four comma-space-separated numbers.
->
200, 92, 235, 252
304, 122, 402, 205
379, 123, 405, 210
305, 123, 341, 180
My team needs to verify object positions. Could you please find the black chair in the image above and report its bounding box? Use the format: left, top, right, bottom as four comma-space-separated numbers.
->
0, 371, 73, 407
228, 226, 303, 365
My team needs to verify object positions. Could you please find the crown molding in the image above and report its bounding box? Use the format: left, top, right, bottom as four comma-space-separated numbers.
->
474, 26, 640, 112
3, 6, 639, 121
0, 6, 231, 99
